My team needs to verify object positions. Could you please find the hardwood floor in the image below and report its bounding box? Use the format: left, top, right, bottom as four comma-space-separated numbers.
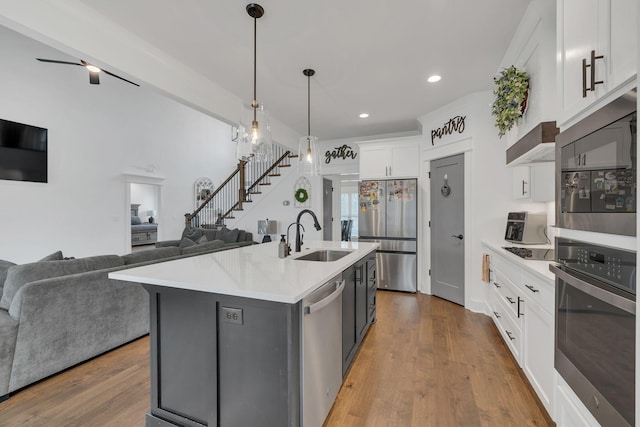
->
325, 292, 553, 426
0, 292, 552, 427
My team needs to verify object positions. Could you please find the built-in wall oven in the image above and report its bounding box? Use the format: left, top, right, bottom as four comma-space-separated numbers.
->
550, 237, 636, 427
556, 89, 637, 236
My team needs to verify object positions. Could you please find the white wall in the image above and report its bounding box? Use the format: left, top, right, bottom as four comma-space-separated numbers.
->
0, 26, 237, 263
418, 91, 548, 313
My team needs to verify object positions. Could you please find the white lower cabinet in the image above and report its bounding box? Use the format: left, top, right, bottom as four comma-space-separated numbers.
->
485, 246, 555, 419
522, 297, 554, 413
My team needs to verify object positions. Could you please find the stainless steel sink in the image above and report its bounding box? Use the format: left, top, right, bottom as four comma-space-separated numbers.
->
293, 250, 352, 262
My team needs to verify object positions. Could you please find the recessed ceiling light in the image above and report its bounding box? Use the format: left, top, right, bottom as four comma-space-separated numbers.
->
427, 75, 441, 83
359, 113, 369, 118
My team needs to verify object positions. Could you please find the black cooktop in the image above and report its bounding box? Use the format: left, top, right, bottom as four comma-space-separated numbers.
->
502, 246, 555, 261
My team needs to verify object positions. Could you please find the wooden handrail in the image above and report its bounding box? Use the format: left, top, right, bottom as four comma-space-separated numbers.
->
246, 150, 291, 194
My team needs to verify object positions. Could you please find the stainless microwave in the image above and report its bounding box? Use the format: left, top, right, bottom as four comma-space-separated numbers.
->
556, 89, 637, 236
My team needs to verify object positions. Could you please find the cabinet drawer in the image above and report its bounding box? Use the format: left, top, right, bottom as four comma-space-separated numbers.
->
491, 270, 523, 321
489, 288, 522, 362
490, 253, 521, 280
519, 270, 554, 314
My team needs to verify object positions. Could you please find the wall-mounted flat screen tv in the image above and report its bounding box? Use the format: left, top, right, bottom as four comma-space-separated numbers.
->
0, 118, 48, 183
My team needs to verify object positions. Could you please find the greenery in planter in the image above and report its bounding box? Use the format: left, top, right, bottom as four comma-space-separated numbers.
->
491, 66, 529, 137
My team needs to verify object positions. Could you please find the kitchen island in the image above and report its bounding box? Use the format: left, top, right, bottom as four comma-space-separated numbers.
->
109, 240, 378, 427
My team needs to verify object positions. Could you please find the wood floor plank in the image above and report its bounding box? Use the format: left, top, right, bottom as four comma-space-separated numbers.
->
0, 292, 552, 427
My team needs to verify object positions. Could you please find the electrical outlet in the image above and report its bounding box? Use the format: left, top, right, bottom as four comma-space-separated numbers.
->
221, 307, 243, 325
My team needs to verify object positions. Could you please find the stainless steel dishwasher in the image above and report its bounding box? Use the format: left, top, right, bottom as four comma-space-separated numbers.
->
302, 274, 345, 427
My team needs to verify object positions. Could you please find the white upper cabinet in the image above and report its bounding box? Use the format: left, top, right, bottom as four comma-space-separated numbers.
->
511, 162, 555, 202
557, 0, 637, 128
358, 140, 419, 179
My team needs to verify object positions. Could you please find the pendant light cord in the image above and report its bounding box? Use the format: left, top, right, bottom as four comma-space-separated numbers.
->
253, 15, 257, 123
307, 74, 311, 137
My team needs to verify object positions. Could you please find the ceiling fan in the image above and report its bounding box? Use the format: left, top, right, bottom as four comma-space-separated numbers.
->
36, 58, 139, 86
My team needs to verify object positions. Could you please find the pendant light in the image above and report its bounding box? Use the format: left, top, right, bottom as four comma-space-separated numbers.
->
236, 3, 272, 162
298, 68, 321, 176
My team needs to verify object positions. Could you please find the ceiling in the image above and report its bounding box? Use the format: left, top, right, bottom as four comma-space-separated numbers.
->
57, 0, 530, 140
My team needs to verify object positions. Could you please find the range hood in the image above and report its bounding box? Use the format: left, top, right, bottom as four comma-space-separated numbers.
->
506, 121, 559, 165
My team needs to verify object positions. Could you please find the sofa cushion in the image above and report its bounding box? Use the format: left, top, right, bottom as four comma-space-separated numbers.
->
219, 228, 240, 244
204, 229, 219, 241
179, 237, 196, 248
196, 235, 208, 244
237, 230, 246, 242
180, 239, 226, 255
122, 247, 181, 265
0, 255, 124, 310
38, 251, 63, 262
0, 260, 17, 298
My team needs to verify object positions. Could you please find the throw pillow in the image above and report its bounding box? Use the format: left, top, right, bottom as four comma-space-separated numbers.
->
219, 228, 239, 244
38, 251, 63, 262
179, 237, 196, 248
196, 235, 208, 244
0, 259, 17, 298
237, 230, 247, 242
131, 216, 143, 225
182, 227, 203, 242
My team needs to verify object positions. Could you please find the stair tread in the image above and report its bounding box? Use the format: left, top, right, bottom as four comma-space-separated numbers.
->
279, 164, 291, 168
259, 183, 272, 186
268, 174, 281, 177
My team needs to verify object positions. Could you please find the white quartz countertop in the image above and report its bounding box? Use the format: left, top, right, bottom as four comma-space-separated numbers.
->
482, 240, 555, 283
109, 240, 379, 304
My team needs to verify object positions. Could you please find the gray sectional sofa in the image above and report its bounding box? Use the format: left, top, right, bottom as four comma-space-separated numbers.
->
0, 227, 254, 401
154, 226, 255, 252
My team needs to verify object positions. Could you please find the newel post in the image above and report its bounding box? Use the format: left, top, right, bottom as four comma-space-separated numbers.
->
238, 160, 247, 210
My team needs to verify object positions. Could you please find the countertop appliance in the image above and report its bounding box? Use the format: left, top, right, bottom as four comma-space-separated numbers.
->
502, 246, 555, 261
358, 179, 417, 292
302, 275, 344, 427
550, 238, 636, 427
504, 211, 548, 245
556, 89, 636, 236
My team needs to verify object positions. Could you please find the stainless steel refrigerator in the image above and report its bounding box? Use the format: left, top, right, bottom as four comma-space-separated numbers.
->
358, 179, 417, 292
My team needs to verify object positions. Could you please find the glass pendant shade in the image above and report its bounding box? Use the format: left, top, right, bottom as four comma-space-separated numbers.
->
298, 135, 321, 176
236, 101, 273, 162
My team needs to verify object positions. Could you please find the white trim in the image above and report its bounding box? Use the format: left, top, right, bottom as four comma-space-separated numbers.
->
421, 137, 474, 311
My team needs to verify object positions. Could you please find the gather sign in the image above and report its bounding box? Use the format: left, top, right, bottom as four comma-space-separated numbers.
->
325, 144, 358, 164
431, 115, 466, 145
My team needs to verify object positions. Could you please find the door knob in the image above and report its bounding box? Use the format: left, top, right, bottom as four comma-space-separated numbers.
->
451, 234, 463, 240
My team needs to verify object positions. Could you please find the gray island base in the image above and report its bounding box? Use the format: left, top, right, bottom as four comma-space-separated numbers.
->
109, 241, 378, 427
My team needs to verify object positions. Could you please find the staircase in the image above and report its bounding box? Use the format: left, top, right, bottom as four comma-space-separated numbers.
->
185, 144, 297, 228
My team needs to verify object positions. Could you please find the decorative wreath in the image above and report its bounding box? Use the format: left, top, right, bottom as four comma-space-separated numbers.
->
491, 65, 529, 137
294, 188, 309, 203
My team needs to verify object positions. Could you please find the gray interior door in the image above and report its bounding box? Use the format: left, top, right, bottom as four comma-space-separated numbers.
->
323, 178, 332, 240
430, 154, 465, 306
